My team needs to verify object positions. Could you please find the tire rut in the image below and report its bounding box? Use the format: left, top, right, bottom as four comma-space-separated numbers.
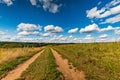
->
1, 50, 44, 80
51, 49, 86, 80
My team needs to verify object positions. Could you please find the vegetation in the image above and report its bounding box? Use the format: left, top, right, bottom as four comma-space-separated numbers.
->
53, 42, 120, 80
0, 42, 48, 48
0, 47, 43, 78
1, 42, 120, 80
0, 42, 68, 48
18, 48, 63, 80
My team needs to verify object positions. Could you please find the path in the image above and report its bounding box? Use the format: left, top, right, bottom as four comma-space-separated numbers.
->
51, 49, 86, 80
1, 50, 44, 80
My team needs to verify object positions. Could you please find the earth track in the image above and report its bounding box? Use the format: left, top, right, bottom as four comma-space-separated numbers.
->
51, 49, 86, 80
1, 50, 44, 80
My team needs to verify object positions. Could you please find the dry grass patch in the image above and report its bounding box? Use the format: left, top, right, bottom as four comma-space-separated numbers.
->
0, 47, 43, 78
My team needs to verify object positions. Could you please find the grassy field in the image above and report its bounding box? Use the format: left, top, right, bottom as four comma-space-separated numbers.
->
18, 48, 63, 80
53, 42, 120, 80
1, 42, 120, 80
0, 47, 43, 78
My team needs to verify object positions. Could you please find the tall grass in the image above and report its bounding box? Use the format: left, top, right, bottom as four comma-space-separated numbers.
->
0, 48, 42, 64
18, 48, 63, 80
53, 42, 120, 80
0, 47, 43, 78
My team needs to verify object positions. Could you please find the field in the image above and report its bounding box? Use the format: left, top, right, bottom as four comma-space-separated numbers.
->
0, 43, 43, 78
0, 42, 120, 80
18, 48, 63, 80
53, 43, 120, 80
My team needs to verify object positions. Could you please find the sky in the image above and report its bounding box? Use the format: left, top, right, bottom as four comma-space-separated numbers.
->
0, 0, 120, 43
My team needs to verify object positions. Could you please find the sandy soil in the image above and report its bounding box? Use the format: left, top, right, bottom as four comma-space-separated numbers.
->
51, 49, 86, 80
1, 50, 44, 80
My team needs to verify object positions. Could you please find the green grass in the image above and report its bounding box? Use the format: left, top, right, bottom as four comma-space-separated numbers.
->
53, 43, 120, 80
0, 49, 42, 79
18, 48, 63, 80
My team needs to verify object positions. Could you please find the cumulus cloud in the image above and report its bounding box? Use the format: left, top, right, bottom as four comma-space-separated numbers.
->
40, 0, 62, 13
97, 1, 102, 5
29, 0, 62, 13
87, 0, 120, 24
42, 32, 51, 37
30, 0, 37, 5
18, 31, 40, 36
68, 28, 78, 34
0, 0, 13, 6
99, 34, 108, 38
80, 23, 100, 33
101, 14, 120, 24
0, 31, 6, 35
84, 35, 94, 40
17, 23, 41, 36
80, 23, 120, 34
100, 25, 120, 32
115, 29, 120, 35
51, 35, 68, 42
87, 0, 120, 19
86, 7, 105, 19
44, 25, 63, 33
17, 23, 41, 31
0, 0, 62, 13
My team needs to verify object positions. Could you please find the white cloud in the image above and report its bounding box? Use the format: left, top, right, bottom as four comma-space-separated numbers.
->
40, 0, 62, 13
100, 5, 120, 18
0, 31, 6, 35
68, 28, 78, 34
87, 0, 120, 24
99, 34, 108, 38
100, 25, 120, 32
87, 0, 120, 19
30, 0, 37, 5
17, 23, 41, 31
42, 32, 51, 37
17, 23, 42, 36
0, 0, 13, 6
80, 24, 120, 34
18, 31, 40, 36
44, 25, 63, 33
86, 7, 105, 18
80, 23, 100, 33
101, 14, 120, 24
69, 35, 73, 38
115, 29, 120, 35
51, 35, 68, 42
98, 1, 102, 5
46, 3, 60, 13
107, 0, 120, 7
84, 34, 94, 40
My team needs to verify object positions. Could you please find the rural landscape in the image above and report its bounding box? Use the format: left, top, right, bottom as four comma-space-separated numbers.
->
0, 0, 120, 80
0, 42, 120, 80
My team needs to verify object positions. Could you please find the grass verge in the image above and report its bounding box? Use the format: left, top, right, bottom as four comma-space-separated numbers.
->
0, 48, 43, 78
17, 48, 63, 80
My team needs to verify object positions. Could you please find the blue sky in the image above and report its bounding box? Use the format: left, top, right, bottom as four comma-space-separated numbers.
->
0, 0, 120, 43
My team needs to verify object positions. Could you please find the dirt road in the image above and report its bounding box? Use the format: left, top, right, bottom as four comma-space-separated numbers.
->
1, 50, 44, 80
51, 49, 86, 80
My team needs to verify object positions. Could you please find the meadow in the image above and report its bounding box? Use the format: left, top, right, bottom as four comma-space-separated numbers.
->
0, 42, 120, 80
0, 42, 44, 78
53, 42, 120, 80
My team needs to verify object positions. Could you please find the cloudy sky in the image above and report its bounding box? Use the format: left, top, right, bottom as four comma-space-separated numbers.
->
0, 0, 120, 43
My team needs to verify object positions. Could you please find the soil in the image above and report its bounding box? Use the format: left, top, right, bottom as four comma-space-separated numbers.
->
51, 49, 86, 80
1, 50, 44, 80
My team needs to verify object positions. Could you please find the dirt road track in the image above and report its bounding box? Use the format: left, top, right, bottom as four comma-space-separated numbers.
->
1, 50, 44, 80
51, 49, 86, 80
